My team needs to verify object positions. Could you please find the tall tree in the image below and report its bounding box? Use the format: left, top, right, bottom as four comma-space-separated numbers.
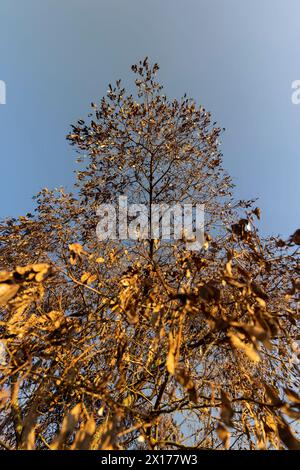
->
0, 59, 299, 450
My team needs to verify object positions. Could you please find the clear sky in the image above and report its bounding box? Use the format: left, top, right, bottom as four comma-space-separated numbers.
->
0, 0, 299, 238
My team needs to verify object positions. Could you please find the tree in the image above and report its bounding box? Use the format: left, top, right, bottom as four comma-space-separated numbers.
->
0, 59, 299, 450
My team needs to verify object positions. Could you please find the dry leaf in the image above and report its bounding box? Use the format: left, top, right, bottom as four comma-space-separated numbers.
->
71, 417, 96, 450
217, 423, 230, 449
166, 332, 177, 375
228, 331, 260, 363
175, 367, 197, 403
50, 404, 82, 450
220, 390, 234, 426
284, 388, 300, 404
277, 419, 300, 450
0, 283, 20, 306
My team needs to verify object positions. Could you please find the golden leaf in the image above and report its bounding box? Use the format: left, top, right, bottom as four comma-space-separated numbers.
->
263, 410, 277, 434
166, 332, 177, 375
0, 283, 20, 306
50, 403, 82, 450
277, 419, 300, 450
225, 260, 233, 277
264, 383, 282, 406
71, 417, 96, 450
217, 423, 230, 449
220, 390, 234, 426
284, 388, 300, 404
87, 274, 97, 285
69, 243, 85, 265
0, 271, 12, 282
69, 243, 84, 255
175, 367, 197, 403
81, 272, 91, 284
228, 331, 260, 362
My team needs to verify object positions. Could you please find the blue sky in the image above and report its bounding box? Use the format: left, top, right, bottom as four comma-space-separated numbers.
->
0, 0, 299, 238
